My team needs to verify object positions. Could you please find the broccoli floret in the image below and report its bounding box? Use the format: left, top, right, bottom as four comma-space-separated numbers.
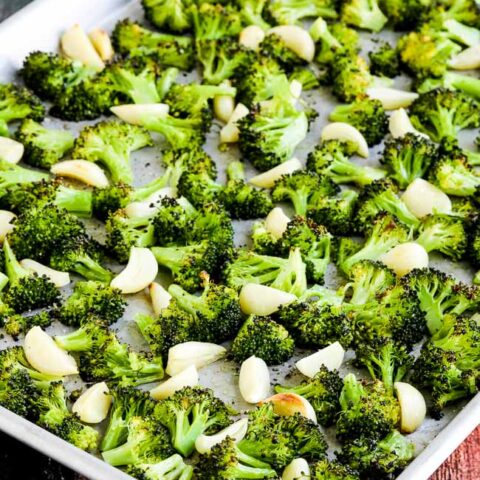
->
275, 366, 343, 426
336, 374, 400, 443
3, 239, 59, 313
356, 179, 420, 231
15, 119, 74, 169
112, 19, 195, 70
102, 416, 174, 467
368, 42, 400, 77
379, 0, 431, 29
422, 0, 480, 28
311, 459, 360, 479
308, 189, 358, 236
0, 160, 49, 195
196, 437, 277, 479
329, 52, 372, 102
71, 121, 152, 185
191, 3, 243, 39
338, 213, 409, 274
402, 268, 480, 335
260, 33, 309, 70
0, 367, 39, 417
340, 0, 387, 31
416, 71, 480, 101
289, 67, 319, 90
101, 386, 156, 452
3, 311, 52, 339
141, 0, 193, 33
268, 0, 338, 25
49, 235, 112, 283
231, 315, 294, 365
154, 386, 234, 456
238, 92, 309, 172
224, 248, 308, 297
237, 0, 271, 29
127, 453, 194, 480
379, 133, 437, 189
412, 315, 480, 416
328, 99, 388, 146
272, 171, 339, 217
177, 171, 221, 208
55, 320, 164, 385
56, 281, 126, 327
33, 382, 99, 451
337, 430, 415, 477
307, 140, 385, 185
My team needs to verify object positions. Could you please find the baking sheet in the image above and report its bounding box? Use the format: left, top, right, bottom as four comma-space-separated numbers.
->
0, 1, 479, 479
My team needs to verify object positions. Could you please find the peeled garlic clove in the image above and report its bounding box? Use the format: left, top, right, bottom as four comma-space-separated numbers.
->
111, 247, 158, 294
88, 28, 114, 62
401, 178, 452, 218
265, 207, 291, 239
290, 80, 303, 100
0, 137, 24, 164
382, 242, 429, 277
111, 104, 169, 125
20, 259, 70, 287
389, 108, 429, 139
0, 210, 15, 243
449, 45, 480, 70
72, 382, 112, 424
61, 24, 104, 70
268, 26, 315, 62
195, 418, 249, 454
166, 342, 227, 376
25, 327, 78, 376
321, 122, 369, 158
239, 355, 271, 403
296, 342, 345, 377
220, 103, 249, 143
262, 393, 317, 423
395, 382, 426, 433
366, 87, 418, 110
239, 25, 266, 50
214, 81, 235, 123
125, 187, 175, 218
249, 158, 302, 188
150, 365, 199, 400
51, 160, 109, 188
150, 282, 172, 316
282, 458, 310, 480
239, 283, 296, 316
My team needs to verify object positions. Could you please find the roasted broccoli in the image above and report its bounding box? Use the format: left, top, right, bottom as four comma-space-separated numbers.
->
141, 0, 194, 33
268, 0, 339, 24
127, 454, 194, 480
368, 41, 400, 77
340, 0, 388, 32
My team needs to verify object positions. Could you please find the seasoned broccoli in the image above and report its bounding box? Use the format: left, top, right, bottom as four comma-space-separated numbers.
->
275, 366, 343, 426
311, 459, 360, 479
231, 315, 294, 365
368, 41, 400, 77
307, 140, 385, 185
127, 454, 194, 480
0, 367, 38, 417
289, 67, 319, 90
191, 3, 243, 39
237, 0, 271, 30
2, 311, 52, 339
379, 133, 437, 188
260, 33, 309, 70
154, 386, 234, 456
141, 0, 193, 33
112, 19, 195, 70
329, 99, 388, 146
102, 416, 174, 466
71, 121, 152, 184
268, 0, 338, 25
421, 0, 480, 28
340, 0, 388, 32
56, 281, 126, 327
379, 0, 431, 30
177, 171, 221, 208
15, 119, 74, 169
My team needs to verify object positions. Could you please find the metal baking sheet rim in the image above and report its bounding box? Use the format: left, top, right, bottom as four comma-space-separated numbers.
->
0, 1, 478, 479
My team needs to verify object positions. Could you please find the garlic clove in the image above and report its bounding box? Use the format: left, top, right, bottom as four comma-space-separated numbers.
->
88, 28, 114, 62
282, 458, 310, 480
20, 259, 70, 287
220, 103, 249, 143
239, 25, 266, 50
239, 355, 271, 403
321, 122, 369, 158
0, 210, 15, 243
195, 418, 249, 454
72, 382, 112, 424
401, 178, 452, 218
111, 247, 158, 294
25, 327, 78, 376
394, 382, 426, 433
264, 207, 291, 239
449, 45, 480, 70
389, 108, 429, 139
110, 104, 169, 125
249, 158, 302, 188
381, 242, 429, 277
366, 87, 418, 110
0, 137, 24, 164
61, 24, 104, 70
296, 342, 345, 377
166, 342, 227, 376
125, 187, 175, 218
149, 282, 172, 316
239, 283, 296, 316
150, 365, 199, 400
262, 393, 317, 423
51, 160, 109, 188
268, 26, 315, 62
289, 80, 303, 100
214, 81, 235, 123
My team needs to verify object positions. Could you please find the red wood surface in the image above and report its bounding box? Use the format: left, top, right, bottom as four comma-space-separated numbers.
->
430, 426, 480, 479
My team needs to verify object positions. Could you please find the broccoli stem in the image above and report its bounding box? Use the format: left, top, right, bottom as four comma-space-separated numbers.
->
129, 174, 171, 203
444, 72, 480, 100
444, 19, 480, 47
240, 1, 270, 31
474, 270, 480, 285
102, 441, 138, 466
151, 245, 198, 274
168, 284, 203, 316
157, 68, 180, 100
54, 186, 92, 218
0, 272, 8, 291
100, 150, 133, 184
0, 159, 49, 188
226, 160, 246, 182
71, 254, 113, 283
339, 373, 363, 410
54, 328, 93, 351
4, 240, 29, 283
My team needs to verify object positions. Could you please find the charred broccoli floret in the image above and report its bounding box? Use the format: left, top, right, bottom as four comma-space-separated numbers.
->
340, 0, 388, 32
368, 41, 400, 77
2, 311, 52, 339
415, 71, 480, 100
191, 2, 242, 39
260, 33, 309, 70
311, 459, 360, 479
380, 0, 431, 29
268, 0, 338, 25
141, 0, 194, 33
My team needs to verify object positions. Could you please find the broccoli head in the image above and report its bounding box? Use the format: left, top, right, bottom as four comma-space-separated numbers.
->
141, 0, 194, 33
368, 41, 400, 77
127, 454, 194, 480
191, 3, 242, 40
311, 459, 360, 479
340, 0, 388, 32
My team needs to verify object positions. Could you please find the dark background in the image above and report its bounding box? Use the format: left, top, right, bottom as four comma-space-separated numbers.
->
0, 1, 479, 479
